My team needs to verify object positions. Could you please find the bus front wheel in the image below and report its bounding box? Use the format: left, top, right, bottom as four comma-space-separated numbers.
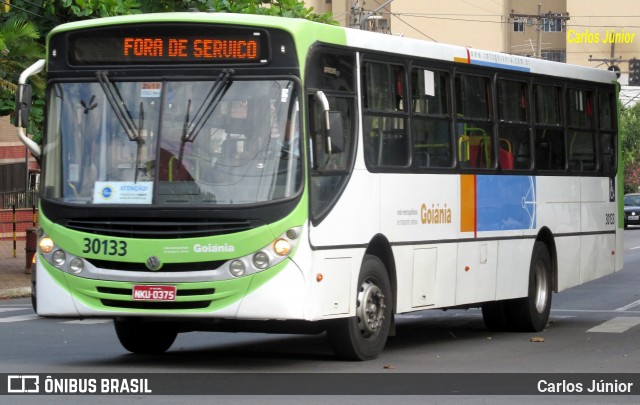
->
114, 318, 178, 354
327, 254, 393, 361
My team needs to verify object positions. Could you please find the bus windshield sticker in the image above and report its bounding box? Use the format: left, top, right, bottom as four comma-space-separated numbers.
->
93, 181, 153, 204
141, 82, 162, 98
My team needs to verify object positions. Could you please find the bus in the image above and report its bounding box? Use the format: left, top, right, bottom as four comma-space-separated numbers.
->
15, 12, 623, 360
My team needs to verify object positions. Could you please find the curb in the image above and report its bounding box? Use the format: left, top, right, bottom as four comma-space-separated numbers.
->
0, 287, 31, 300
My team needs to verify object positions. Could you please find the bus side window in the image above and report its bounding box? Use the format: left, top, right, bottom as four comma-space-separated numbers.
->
598, 92, 616, 175
306, 48, 357, 224
362, 61, 410, 169
567, 88, 596, 173
455, 74, 494, 169
533, 84, 565, 171
411, 68, 453, 169
497, 79, 530, 171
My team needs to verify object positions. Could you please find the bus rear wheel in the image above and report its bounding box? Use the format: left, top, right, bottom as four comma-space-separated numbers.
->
114, 318, 178, 354
327, 254, 392, 361
482, 242, 552, 332
507, 242, 552, 332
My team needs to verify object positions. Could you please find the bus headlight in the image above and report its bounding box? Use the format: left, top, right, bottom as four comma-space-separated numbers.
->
69, 258, 84, 274
223, 226, 302, 279
229, 260, 246, 277
52, 250, 66, 267
39, 237, 54, 254
252, 252, 270, 269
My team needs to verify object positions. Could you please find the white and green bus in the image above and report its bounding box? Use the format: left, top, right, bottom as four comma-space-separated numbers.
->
15, 12, 623, 360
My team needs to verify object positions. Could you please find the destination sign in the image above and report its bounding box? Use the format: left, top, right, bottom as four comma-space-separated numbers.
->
66, 24, 269, 65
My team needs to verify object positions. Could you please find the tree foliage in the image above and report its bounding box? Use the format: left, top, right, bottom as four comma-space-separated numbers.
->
620, 102, 640, 193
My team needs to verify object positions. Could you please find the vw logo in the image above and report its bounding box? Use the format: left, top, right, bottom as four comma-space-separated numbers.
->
146, 256, 162, 271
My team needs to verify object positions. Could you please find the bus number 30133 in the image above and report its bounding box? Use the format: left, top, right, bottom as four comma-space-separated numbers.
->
82, 238, 128, 256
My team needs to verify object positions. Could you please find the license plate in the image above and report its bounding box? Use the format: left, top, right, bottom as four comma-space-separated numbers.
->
132, 285, 177, 301
629, 216, 639, 221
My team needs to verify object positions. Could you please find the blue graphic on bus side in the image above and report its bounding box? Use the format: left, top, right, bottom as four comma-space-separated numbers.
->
476, 175, 536, 231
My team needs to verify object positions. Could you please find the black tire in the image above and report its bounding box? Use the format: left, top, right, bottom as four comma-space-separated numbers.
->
481, 301, 509, 331
504, 241, 552, 332
327, 254, 393, 361
30, 266, 37, 314
114, 318, 178, 354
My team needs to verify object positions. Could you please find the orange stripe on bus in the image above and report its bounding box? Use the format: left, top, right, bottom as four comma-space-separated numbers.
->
460, 174, 476, 233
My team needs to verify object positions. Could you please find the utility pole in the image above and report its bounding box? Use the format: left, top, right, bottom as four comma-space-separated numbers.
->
588, 43, 624, 79
510, 3, 570, 59
351, 0, 395, 31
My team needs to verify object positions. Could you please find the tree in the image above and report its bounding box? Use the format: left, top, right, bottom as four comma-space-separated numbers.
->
620, 102, 640, 193
0, 17, 45, 142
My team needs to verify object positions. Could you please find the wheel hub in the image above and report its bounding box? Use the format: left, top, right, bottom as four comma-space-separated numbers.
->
357, 279, 386, 338
534, 261, 549, 313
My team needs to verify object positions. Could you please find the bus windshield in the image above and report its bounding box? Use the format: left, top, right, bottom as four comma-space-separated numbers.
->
43, 77, 301, 206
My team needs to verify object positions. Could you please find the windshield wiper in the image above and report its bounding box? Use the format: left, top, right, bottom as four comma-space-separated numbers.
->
97, 71, 146, 182
96, 71, 141, 144
178, 69, 233, 163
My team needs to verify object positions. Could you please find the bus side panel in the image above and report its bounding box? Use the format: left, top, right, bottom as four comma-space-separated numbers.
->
308, 169, 380, 248
308, 169, 378, 320
537, 176, 582, 291
579, 176, 616, 283
455, 241, 497, 305
307, 248, 365, 320
556, 236, 581, 291
495, 239, 534, 300
379, 173, 458, 312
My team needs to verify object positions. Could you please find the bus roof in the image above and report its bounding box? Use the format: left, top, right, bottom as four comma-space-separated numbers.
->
48, 12, 616, 85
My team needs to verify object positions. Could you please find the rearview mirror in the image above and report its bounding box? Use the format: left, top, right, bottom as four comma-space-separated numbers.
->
13, 84, 32, 129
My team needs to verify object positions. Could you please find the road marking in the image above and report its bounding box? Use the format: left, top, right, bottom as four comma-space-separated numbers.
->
587, 317, 640, 333
630, 246, 640, 250
0, 314, 40, 323
616, 299, 640, 312
0, 308, 27, 314
62, 319, 112, 325
552, 309, 640, 314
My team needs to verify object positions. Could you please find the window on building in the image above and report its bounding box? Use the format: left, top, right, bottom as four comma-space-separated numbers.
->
541, 18, 564, 32
513, 20, 525, 32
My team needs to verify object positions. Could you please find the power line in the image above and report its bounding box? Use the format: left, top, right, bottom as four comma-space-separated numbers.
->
392, 13, 438, 42
393, 12, 640, 29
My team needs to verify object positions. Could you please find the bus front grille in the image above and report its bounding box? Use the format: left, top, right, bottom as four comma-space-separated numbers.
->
66, 217, 254, 239
87, 259, 226, 272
